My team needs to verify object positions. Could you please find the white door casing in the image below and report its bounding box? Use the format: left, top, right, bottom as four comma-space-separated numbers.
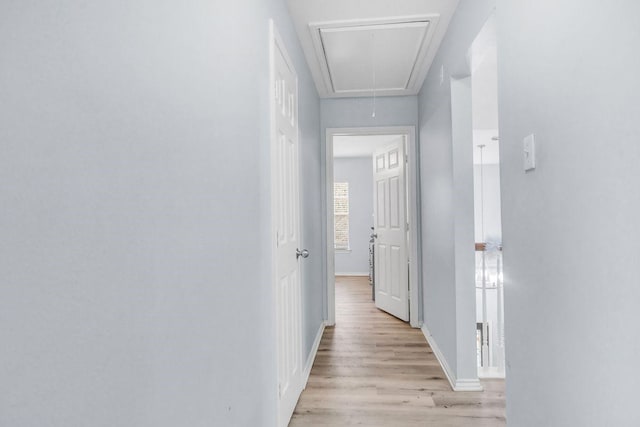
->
324, 127, 421, 328
270, 22, 303, 427
373, 138, 409, 321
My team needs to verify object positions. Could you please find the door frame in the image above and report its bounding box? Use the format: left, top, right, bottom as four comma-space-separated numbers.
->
324, 126, 422, 328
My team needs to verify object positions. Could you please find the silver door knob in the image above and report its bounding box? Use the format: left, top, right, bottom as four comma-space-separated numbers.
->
296, 248, 309, 259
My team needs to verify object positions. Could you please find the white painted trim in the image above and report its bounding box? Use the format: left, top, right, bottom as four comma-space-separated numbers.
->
335, 272, 369, 277
478, 366, 505, 379
268, 19, 279, 427
454, 379, 485, 392
325, 136, 336, 326
421, 325, 483, 392
302, 321, 326, 388
325, 126, 422, 328
421, 324, 456, 389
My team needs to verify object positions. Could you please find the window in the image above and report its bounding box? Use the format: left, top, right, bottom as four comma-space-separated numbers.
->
334, 182, 349, 250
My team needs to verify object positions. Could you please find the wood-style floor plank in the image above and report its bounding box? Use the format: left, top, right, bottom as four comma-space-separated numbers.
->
289, 276, 506, 427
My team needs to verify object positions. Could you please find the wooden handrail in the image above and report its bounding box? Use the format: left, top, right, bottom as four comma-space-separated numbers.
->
475, 243, 502, 252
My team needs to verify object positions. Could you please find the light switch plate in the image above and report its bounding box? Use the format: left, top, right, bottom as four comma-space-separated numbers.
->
523, 134, 536, 171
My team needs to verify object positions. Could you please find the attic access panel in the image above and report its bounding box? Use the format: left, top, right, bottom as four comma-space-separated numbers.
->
315, 20, 431, 95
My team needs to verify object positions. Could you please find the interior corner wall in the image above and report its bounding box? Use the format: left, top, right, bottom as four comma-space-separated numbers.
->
0, 1, 321, 426
416, 0, 496, 384
497, 1, 640, 425
333, 157, 374, 275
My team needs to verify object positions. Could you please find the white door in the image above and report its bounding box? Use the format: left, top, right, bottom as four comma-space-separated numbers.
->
271, 26, 304, 427
373, 138, 409, 321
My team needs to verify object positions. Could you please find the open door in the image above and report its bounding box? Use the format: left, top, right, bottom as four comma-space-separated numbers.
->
271, 23, 304, 427
372, 138, 409, 321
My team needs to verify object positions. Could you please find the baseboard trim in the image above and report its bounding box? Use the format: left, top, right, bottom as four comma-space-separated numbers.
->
421, 324, 457, 390
454, 378, 485, 391
421, 325, 483, 392
478, 366, 506, 379
303, 321, 326, 387
335, 272, 369, 277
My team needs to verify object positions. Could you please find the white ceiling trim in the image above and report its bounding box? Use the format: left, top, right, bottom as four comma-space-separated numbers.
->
308, 15, 440, 98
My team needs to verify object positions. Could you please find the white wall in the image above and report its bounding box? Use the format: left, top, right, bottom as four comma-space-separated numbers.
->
333, 157, 374, 275
497, 1, 640, 425
0, 1, 322, 426
471, 48, 499, 131
474, 164, 502, 242
417, 0, 497, 385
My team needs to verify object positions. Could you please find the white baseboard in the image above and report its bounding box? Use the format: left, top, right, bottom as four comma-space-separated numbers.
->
421, 325, 483, 392
302, 321, 326, 387
453, 378, 484, 391
335, 272, 369, 277
478, 366, 506, 379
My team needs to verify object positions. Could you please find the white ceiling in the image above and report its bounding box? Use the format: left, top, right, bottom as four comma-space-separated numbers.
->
333, 134, 403, 158
286, 0, 460, 98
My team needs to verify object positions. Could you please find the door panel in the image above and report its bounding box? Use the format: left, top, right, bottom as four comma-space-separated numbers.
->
376, 180, 386, 227
373, 138, 409, 321
389, 176, 400, 228
390, 245, 401, 298
273, 33, 303, 427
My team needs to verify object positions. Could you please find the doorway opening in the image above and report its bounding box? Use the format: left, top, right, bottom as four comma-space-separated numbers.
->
470, 13, 505, 379
324, 127, 421, 328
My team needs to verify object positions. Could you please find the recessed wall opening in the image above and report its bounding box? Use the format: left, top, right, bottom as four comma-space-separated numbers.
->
325, 127, 421, 328
470, 13, 505, 379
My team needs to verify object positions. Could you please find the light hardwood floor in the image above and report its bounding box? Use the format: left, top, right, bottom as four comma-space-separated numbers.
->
289, 276, 506, 426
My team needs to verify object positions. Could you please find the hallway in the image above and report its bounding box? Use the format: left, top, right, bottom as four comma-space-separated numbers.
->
290, 276, 505, 426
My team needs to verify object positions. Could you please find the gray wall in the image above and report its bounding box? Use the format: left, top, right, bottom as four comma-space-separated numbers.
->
0, 1, 322, 426
296, 15, 325, 378
417, 0, 496, 383
321, 96, 419, 131
333, 157, 374, 275
497, 1, 640, 425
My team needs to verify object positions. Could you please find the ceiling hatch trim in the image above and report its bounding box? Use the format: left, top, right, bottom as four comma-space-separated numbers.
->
309, 15, 440, 98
